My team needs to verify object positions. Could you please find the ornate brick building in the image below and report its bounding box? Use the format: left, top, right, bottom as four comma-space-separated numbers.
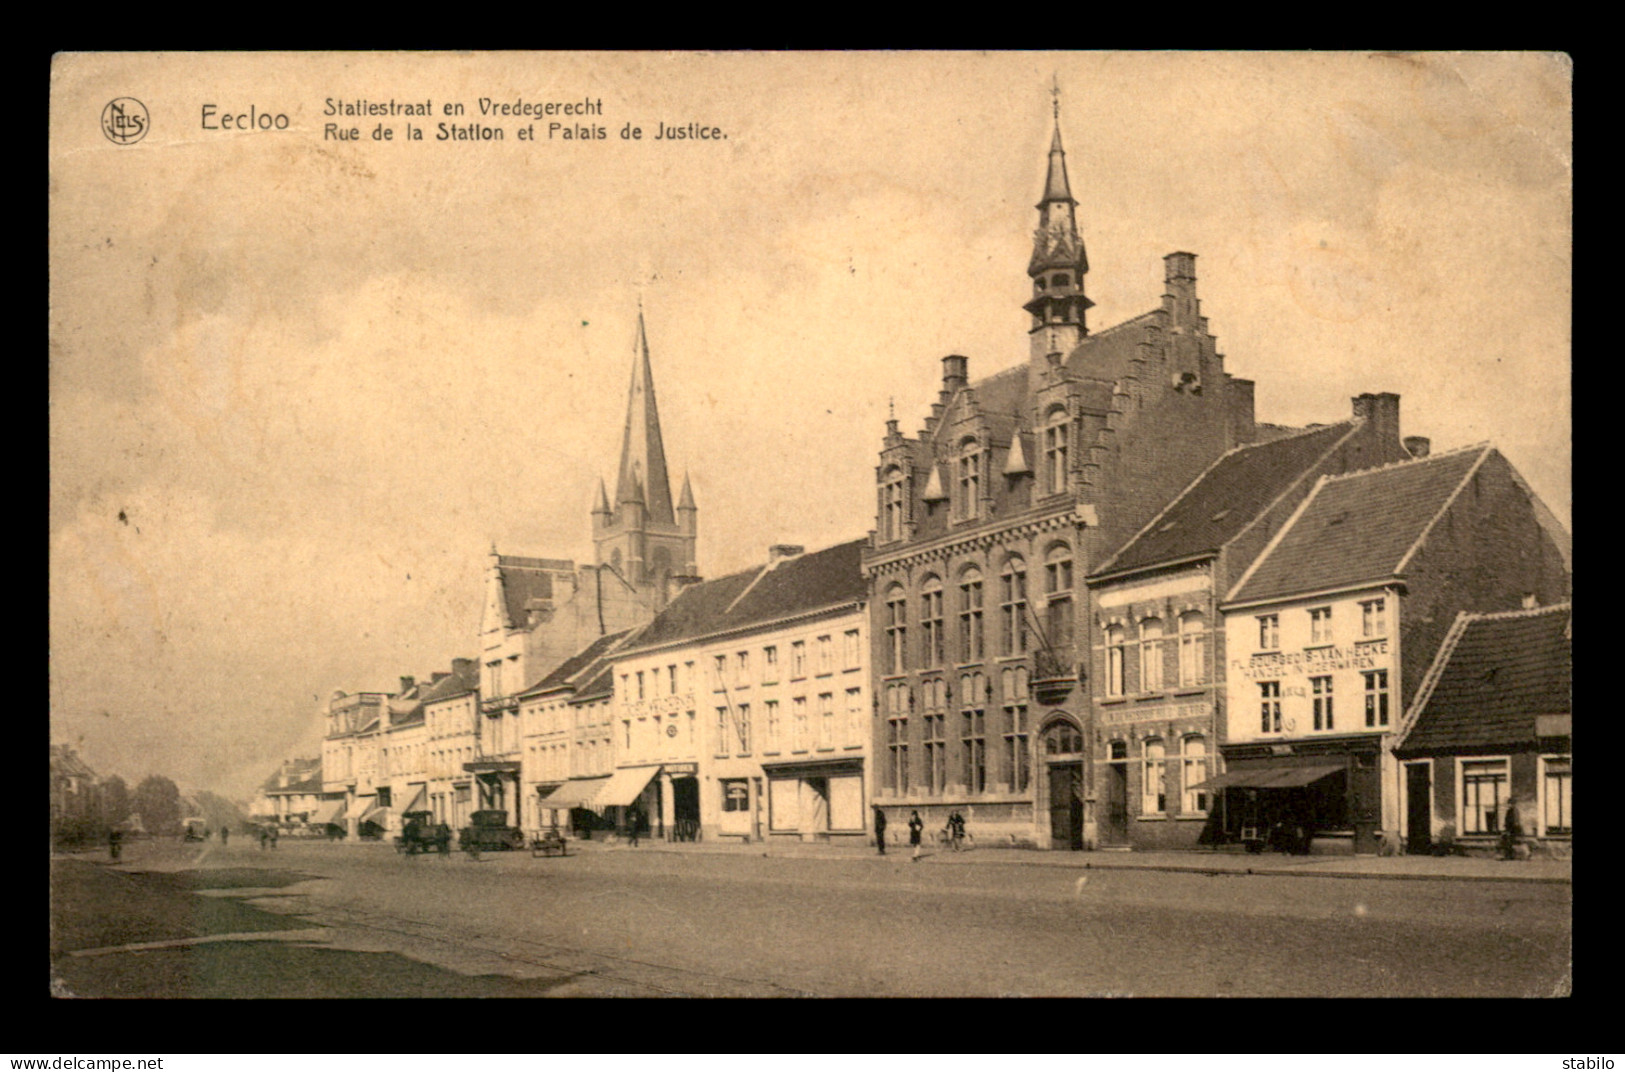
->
864, 106, 1261, 849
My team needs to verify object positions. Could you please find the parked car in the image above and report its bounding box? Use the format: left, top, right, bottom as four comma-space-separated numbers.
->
395, 811, 452, 855
459, 810, 524, 853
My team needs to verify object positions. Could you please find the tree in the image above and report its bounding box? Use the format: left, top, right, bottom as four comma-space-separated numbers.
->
102, 775, 130, 829
133, 775, 182, 836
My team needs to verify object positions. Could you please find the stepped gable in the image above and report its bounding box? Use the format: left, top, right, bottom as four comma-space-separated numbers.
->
1397, 604, 1571, 754
1097, 421, 1357, 576
1229, 445, 1493, 605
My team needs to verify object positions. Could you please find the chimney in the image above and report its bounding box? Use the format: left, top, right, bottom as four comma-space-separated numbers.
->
1404, 436, 1431, 459
1228, 377, 1257, 445
666, 573, 704, 603
942, 355, 969, 396
1163, 252, 1198, 323
1351, 392, 1401, 448
451, 657, 475, 681
768, 544, 805, 564
399, 676, 415, 694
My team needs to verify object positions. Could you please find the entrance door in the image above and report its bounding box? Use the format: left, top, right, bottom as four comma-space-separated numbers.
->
673, 777, 700, 841
1103, 762, 1129, 846
1048, 762, 1084, 850
1406, 762, 1432, 855
806, 777, 830, 839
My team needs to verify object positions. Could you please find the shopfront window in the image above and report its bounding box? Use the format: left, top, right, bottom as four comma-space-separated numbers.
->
1461, 758, 1509, 835
1142, 738, 1167, 814
1542, 755, 1571, 835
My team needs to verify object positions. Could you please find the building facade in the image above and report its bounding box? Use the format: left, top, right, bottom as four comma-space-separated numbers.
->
605, 540, 871, 843
864, 108, 1261, 849
1219, 445, 1571, 854
1393, 603, 1572, 857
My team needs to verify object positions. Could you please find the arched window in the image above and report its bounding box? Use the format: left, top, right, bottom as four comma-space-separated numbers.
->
1142, 738, 1167, 814
1043, 719, 1084, 756
921, 576, 944, 669
958, 566, 984, 663
884, 585, 908, 675
881, 467, 905, 542
1178, 611, 1207, 686
957, 439, 981, 521
1000, 556, 1028, 655
1139, 618, 1164, 693
1043, 409, 1069, 495
1181, 736, 1210, 814
1105, 624, 1125, 697
1045, 546, 1074, 651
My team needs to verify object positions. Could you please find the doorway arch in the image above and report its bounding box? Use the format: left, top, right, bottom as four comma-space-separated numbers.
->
1042, 716, 1085, 850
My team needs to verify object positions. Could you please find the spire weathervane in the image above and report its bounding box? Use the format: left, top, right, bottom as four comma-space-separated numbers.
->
1052, 73, 1060, 121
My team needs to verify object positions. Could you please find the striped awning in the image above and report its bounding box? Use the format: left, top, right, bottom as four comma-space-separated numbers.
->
315, 799, 346, 825
540, 777, 610, 810
403, 785, 428, 814
1191, 764, 1344, 791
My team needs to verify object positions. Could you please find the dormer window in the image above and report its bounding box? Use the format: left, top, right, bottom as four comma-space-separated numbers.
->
1044, 410, 1069, 494
881, 466, 905, 542
957, 440, 981, 521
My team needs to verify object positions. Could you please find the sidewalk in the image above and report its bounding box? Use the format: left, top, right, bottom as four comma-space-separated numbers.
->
576, 835, 1572, 884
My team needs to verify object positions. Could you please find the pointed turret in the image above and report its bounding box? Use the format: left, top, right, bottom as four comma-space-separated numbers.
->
1025, 88, 1093, 362
613, 308, 676, 524
678, 472, 697, 512
594, 477, 611, 515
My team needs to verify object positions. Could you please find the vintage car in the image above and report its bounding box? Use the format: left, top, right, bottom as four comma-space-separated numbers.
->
181, 817, 208, 842
394, 811, 452, 855
458, 809, 525, 853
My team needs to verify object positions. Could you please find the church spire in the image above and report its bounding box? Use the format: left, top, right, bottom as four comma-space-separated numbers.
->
613, 307, 676, 524
1025, 80, 1092, 361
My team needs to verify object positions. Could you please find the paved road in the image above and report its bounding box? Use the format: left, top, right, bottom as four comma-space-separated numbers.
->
53, 839, 1571, 997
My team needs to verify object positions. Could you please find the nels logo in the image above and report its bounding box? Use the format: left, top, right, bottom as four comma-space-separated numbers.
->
101, 98, 149, 145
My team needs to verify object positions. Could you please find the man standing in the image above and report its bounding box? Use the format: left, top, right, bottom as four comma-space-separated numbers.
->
1500, 797, 1524, 860
873, 806, 887, 855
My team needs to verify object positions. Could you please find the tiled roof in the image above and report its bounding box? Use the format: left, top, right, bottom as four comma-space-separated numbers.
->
624, 539, 867, 653
1094, 422, 1357, 578
1396, 604, 1572, 755
521, 630, 632, 697
51, 745, 99, 780
496, 557, 567, 630
420, 660, 480, 705
1227, 445, 1492, 605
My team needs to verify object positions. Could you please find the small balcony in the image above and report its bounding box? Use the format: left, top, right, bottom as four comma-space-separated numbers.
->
1030, 648, 1078, 705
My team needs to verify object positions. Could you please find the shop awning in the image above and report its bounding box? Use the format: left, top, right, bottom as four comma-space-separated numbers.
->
315, 799, 346, 825
358, 804, 388, 826
541, 777, 609, 810
594, 767, 658, 808
1191, 764, 1344, 791
403, 785, 428, 814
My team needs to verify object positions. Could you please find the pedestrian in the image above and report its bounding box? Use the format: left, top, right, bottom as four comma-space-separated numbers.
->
1500, 796, 1524, 860
948, 810, 966, 852
873, 806, 887, 855
269, 825, 279, 850
220, 826, 228, 847
108, 827, 122, 861
908, 809, 924, 862
627, 806, 642, 848
259, 826, 270, 851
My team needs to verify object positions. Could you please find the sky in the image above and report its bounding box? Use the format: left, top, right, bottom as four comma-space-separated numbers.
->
49, 52, 1571, 800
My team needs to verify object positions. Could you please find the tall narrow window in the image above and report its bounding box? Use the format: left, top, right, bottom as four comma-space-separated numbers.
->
1363, 670, 1389, 727
1142, 739, 1167, 814
1105, 625, 1126, 697
791, 640, 807, 679
1361, 598, 1387, 639
714, 708, 728, 756
1311, 675, 1334, 731
887, 684, 910, 793
1044, 410, 1069, 494
925, 713, 947, 793
792, 697, 809, 752
1004, 698, 1030, 793
958, 567, 985, 663
882, 467, 905, 541
1542, 755, 1571, 835
1260, 681, 1282, 734
763, 646, 778, 684
736, 703, 751, 754
1000, 556, 1028, 655
921, 576, 944, 669
1139, 618, 1164, 693
1309, 607, 1333, 645
818, 692, 835, 750
1258, 614, 1280, 651
957, 440, 981, 520
1462, 759, 1508, 835
817, 635, 833, 675
845, 688, 863, 747
1181, 736, 1209, 814
960, 672, 987, 793
885, 586, 908, 675
844, 629, 861, 670
1178, 611, 1206, 686
764, 700, 780, 752
712, 655, 726, 691
1045, 546, 1074, 651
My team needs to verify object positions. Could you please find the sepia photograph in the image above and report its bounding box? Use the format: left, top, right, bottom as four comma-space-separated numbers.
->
49, 50, 1571, 999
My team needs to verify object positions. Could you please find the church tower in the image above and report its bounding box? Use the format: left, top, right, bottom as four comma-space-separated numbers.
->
1024, 90, 1093, 364
592, 306, 699, 589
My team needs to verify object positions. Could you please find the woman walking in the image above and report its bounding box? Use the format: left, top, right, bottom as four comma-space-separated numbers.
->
908, 809, 924, 862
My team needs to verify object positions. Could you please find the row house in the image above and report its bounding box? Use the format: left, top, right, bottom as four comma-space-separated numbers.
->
1393, 602, 1572, 856
252, 757, 323, 828
1082, 400, 1415, 850
423, 658, 482, 829
1218, 445, 1570, 854
601, 539, 871, 843
520, 630, 630, 833
865, 110, 1260, 849
320, 689, 386, 838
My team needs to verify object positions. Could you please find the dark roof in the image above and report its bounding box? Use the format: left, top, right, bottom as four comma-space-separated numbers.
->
624, 539, 868, 653
521, 630, 631, 697
496, 556, 568, 630
1094, 422, 1357, 578
571, 665, 616, 703
1228, 446, 1492, 605
420, 660, 480, 705
1396, 604, 1572, 755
